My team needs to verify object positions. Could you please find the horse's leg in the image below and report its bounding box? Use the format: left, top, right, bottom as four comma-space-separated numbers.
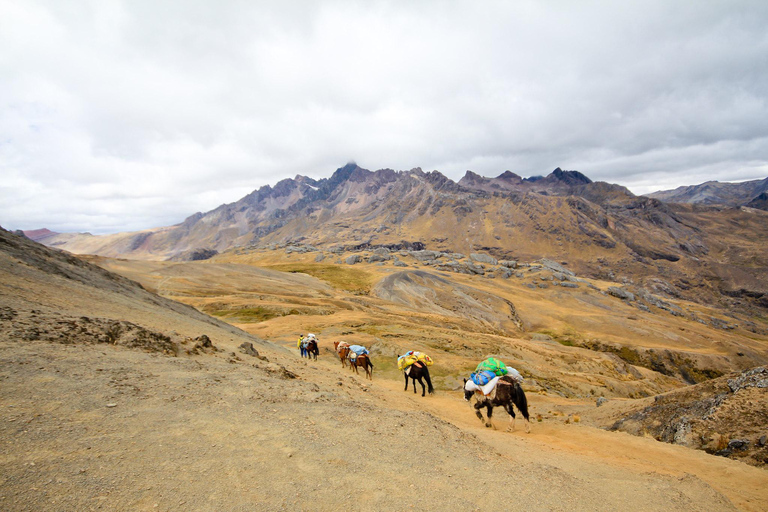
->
404, 372, 409, 391
418, 377, 425, 397
503, 403, 517, 432
486, 404, 496, 429
473, 402, 488, 426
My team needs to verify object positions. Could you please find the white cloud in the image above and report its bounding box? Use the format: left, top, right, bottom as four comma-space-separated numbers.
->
1, 0, 767, 233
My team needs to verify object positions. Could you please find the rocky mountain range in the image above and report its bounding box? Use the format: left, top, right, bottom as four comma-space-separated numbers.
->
26, 164, 768, 315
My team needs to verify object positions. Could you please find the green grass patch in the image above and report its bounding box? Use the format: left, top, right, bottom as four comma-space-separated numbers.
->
265, 264, 374, 294
210, 307, 283, 323
538, 328, 581, 347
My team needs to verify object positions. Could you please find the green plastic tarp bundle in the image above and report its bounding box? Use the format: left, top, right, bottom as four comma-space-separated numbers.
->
475, 357, 508, 376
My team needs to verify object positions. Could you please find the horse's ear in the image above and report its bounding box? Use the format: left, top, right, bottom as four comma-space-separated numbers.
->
463, 378, 467, 384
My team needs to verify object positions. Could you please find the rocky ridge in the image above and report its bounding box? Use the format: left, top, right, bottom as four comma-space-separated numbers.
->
24, 165, 768, 317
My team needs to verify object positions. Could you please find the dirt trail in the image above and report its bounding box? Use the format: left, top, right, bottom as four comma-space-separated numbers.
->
4, 335, 766, 511
348, 360, 768, 512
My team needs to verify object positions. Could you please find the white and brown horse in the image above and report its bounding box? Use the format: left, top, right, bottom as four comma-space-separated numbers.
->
464, 376, 530, 433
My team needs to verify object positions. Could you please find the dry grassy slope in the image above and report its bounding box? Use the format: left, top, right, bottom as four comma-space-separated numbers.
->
4, 229, 768, 510
95, 249, 768, 400
258, 188, 768, 312
0, 229, 254, 344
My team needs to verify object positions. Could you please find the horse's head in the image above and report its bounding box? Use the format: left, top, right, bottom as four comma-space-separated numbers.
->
463, 378, 473, 401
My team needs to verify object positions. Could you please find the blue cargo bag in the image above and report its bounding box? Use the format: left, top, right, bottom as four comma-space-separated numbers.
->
470, 370, 497, 386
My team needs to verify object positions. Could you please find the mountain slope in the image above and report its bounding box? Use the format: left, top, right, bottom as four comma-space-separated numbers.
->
29, 165, 768, 315
7, 227, 768, 509
647, 177, 768, 208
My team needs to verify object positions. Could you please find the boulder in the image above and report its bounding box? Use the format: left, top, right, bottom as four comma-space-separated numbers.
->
470, 252, 497, 265
410, 250, 444, 261
540, 258, 575, 276
467, 263, 485, 275
608, 286, 635, 301
368, 253, 390, 263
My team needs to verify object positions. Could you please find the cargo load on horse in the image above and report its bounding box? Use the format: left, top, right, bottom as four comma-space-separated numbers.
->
468, 358, 524, 398
397, 350, 433, 373
399, 351, 434, 396
348, 345, 373, 379
348, 345, 369, 363
475, 357, 508, 377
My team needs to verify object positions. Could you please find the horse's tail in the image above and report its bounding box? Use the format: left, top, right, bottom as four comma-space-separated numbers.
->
515, 383, 530, 421
423, 366, 434, 394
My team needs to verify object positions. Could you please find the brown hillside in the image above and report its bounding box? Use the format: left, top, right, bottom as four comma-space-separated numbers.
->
4, 228, 768, 510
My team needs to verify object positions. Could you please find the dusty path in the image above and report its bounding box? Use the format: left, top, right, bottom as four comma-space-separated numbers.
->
332, 355, 768, 512
3, 337, 766, 511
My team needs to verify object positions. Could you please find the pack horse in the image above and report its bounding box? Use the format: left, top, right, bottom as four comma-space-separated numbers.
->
464, 376, 530, 433
404, 362, 434, 396
333, 341, 350, 368
398, 351, 435, 397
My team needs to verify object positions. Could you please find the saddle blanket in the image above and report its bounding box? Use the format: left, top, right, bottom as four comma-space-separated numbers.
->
465, 375, 501, 398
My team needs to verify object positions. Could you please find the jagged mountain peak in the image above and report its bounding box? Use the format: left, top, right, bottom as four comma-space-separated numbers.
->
550, 167, 592, 185
497, 171, 523, 181
461, 170, 483, 180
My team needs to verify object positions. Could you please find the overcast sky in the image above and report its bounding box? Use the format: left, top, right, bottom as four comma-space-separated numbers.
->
2, 0, 767, 234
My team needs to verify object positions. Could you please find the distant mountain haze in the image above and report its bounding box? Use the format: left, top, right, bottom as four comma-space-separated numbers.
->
647, 177, 768, 207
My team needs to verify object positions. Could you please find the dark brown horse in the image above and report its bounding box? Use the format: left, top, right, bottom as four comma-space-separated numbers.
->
305, 339, 319, 360
350, 354, 374, 380
404, 362, 434, 396
463, 376, 530, 433
333, 341, 350, 368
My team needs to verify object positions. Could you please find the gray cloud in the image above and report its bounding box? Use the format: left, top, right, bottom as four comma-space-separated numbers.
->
2, 0, 767, 233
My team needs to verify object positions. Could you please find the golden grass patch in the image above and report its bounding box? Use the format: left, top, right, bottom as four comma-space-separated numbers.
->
264, 263, 374, 294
